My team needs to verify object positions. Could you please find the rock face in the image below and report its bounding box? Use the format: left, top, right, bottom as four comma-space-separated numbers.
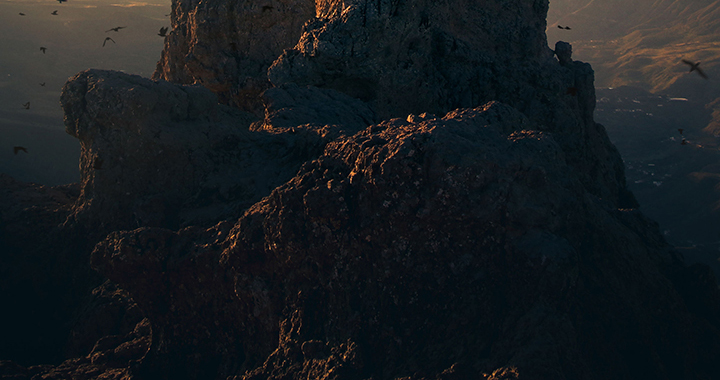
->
3, 0, 720, 379
156, 0, 635, 210
60, 69, 373, 232
90, 103, 720, 380
153, 0, 316, 113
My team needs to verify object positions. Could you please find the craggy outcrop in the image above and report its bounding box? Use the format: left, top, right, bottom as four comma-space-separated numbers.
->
3, 0, 720, 379
60, 69, 373, 232
92, 103, 720, 379
156, 0, 635, 209
268, 0, 636, 209
153, 0, 316, 113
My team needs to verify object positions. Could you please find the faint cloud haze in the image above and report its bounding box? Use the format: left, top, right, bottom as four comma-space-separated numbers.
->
0, 0, 171, 185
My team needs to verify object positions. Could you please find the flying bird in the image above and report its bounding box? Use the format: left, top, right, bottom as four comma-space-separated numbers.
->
106, 26, 126, 32
22, 102, 30, 109
40, 46, 47, 53
19, 12, 25, 16
158, 26, 169, 37
51, 10, 58, 15
57, 0, 66, 3
678, 128, 684, 135
682, 59, 708, 79
564, 26, 571, 30
40, 82, 45, 86
93, 157, 103, 170
13, 146, 28, 155
102, 37, 115, 47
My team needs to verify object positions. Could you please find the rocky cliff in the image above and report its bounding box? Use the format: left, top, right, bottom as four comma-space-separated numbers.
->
2, 0, 720, 379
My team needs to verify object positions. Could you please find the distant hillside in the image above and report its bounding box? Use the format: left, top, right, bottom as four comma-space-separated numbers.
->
547, 0, 720, 99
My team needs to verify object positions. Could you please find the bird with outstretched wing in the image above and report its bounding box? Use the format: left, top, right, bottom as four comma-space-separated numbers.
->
682, 59, 708, 79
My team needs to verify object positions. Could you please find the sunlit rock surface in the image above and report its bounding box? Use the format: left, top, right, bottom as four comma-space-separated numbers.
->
60, 69, 370, 231
92, 102, 720, 379
2, 0, 720, 379
153, 0, 316, 113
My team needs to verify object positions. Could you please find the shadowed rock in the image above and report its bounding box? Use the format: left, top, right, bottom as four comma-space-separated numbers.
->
60, 69, 372, 231
92, 102, 720, 380
152, 0, 316, 113
4, 0, 720, 379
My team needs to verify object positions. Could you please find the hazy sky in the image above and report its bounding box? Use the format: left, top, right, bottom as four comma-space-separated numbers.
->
0, 0, 170, 185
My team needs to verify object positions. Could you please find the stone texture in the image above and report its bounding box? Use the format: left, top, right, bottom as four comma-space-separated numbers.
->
2, 0, 720, 379
92, 103, 720, 380
60, 69, 367, 232
267, 0, 635, 209
153, 0, 316, 113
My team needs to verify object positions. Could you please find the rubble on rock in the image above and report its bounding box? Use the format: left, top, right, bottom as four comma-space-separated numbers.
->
2, 0, 720, 379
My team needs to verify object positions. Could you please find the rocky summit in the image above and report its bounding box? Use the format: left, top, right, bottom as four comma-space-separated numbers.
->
1, 0, 720, 379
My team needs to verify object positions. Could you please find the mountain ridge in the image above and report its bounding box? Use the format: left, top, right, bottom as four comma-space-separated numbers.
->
1, 0, 720, 379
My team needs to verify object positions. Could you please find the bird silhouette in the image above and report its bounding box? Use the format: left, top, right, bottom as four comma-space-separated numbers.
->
40, 47, 47, 54
564, 26, 571, 30
93, 157, 103, 170
678, 128, 684, 135
106, 26, 126, 32
158, 26, 169, 37
22, 102, 30, 109
14, 146, 28, 155
40, 82, 45, 86
557, 25, 563, 29
103, 37, 115, 47
57, 0, 66, 3
51, 10, 58, 15
682, 59, 708, 79
19, 12, 25, 16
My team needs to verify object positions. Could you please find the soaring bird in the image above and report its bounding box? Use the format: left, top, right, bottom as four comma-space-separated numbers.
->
682, 59, 708, 79
102, 37, 115, 47
564, 26, 571, 30
40, 46, 47, 53
13, 146, 28, 155
22, 102, 30, 109
19, 12, 25, 16
158, 26, 169, 37
40, 82, 45, 86
557, 25, 563, 29
51, 10, 58, 15
106, 26, 126, 32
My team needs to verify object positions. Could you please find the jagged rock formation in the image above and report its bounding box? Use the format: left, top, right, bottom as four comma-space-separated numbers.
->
3, 0, 720, 379
157, 0, 636, 209
91, 102, 720, 379
153, 0, 316, 113
61, 70, 373, 232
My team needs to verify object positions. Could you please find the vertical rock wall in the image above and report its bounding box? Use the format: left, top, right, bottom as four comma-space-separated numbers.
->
153, 0, 316, 113
154, 0, 635, 208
